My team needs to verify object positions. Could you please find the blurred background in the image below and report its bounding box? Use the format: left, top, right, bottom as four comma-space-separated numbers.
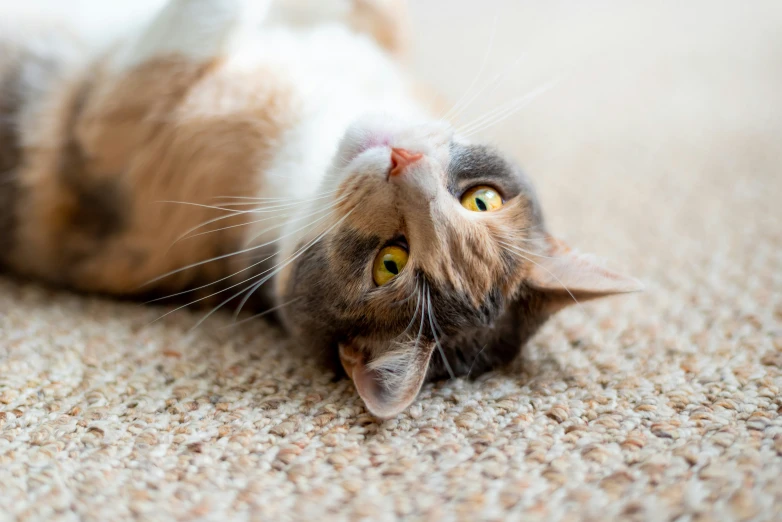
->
417, 1, 782, 288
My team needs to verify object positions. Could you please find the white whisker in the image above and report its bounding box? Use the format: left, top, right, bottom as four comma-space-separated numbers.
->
441, 12, 499, 122
459, 79, 560, 137
148, 261, 274, 325
178, 214, 294, 241
498, 240, 582, 309
467, 343, 490, 378
167, 191, 347, 248
448, 53, 529, 127
413, 285, 427, 352
168, 201, 304, 248
183, 195, 348, 243
426, 282, 455, 379
222, 297, 302, 329
496, 236, 556, 259
168, 212, 250, 249
211, 191, 341, 209
396, 279, 423, 339
457, 95, 532, 135
229, 208, 357, 320
212, 189, 339, 203
143, 205, 342, 287
156, 200, 258, 213
245, 198, 344, 245
209, 200, 309, 209
145, 253, 275, 304
155, 213, 339, 329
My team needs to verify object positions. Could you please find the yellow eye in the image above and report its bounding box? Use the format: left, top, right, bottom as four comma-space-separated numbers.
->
373, 246, 409, 286
460, 186, 504, 212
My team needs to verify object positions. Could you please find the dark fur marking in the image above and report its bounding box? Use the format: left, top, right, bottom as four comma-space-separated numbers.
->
447, 143, 521, 197
447, 143, 546, 227
55, 81, 129, 269
331, 229, 381, 278
426, 290, 548, 381
0, 61, 23, 266
67, 167, 128, 240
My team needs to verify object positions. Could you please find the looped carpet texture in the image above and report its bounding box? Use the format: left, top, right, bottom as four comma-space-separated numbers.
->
1, 1, 781, 520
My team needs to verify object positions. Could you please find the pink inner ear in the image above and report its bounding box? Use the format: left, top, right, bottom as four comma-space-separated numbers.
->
350, 363, 397, 416
339, 342, 433, 419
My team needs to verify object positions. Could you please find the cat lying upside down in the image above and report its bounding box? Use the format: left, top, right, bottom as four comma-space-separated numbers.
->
0, 0, 641, 418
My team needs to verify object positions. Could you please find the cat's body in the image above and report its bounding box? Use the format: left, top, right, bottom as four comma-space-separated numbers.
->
0, 1, 415, 296
0, 0, 640, 418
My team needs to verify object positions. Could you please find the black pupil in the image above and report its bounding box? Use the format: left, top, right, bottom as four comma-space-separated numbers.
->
383, 259, 399, 275
476, 197, 488, 211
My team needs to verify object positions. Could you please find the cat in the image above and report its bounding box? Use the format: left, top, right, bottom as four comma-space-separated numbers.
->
0, 0, 642, 418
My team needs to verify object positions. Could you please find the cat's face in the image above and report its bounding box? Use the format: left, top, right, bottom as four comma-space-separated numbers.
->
277, 116, 641, 418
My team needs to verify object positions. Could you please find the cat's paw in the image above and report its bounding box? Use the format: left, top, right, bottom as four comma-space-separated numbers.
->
116, 0, 271, 70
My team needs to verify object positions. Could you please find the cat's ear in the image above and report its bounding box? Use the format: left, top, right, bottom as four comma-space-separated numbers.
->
527, 237, 643, 313
339, 340, 434, 419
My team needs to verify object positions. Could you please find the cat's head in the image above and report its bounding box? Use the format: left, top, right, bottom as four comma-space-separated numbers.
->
275, 115, 641, 418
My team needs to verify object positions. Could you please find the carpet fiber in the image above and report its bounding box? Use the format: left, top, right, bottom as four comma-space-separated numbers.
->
1, 2, 781, 521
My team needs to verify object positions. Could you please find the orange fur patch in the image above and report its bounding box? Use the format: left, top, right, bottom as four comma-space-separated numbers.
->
10, 56, 299, 296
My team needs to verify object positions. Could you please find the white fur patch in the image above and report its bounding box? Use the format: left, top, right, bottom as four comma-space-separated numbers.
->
368, 343, 419, 396
113, 0, 271, 71
231, 25, 432, 274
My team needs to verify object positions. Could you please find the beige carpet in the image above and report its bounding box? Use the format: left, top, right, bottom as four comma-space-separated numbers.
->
1, 2, 781, 520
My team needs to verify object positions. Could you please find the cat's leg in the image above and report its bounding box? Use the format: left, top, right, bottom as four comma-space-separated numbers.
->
114, 0, 271, 71
348, 0, 409, 56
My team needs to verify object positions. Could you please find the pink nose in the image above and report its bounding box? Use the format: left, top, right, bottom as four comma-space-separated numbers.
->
389, 148, 423, 178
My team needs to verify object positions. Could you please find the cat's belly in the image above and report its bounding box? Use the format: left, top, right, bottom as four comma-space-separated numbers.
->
3, 22, 426, 304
